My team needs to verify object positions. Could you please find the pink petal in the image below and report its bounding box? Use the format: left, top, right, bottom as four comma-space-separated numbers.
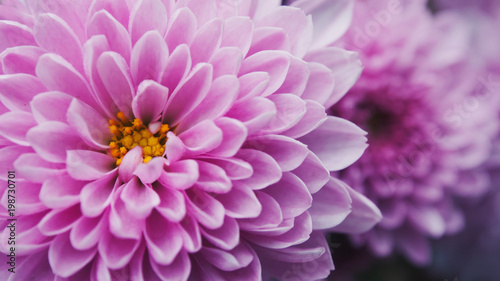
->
240, 50, 290, 97
185, 188, 225, 229
264, 172, 312, 219
220, 16, 253, 57
0, 146, 32, 181
80, 171, 118, 217
96, 51, 134, 118
98, 232, 141, 269
131, 30, 169, 84
109, 185, 144, 239
162, 63, 213, 126
87, 10, 132, 62
247, 134, 309, 172
150, 250, 191, 281
38, 204, 82, 236
201, 216, 240, 250
118, 146, 143, 182
0, 46, 45, 75
209, 47, 242, 78
178, 75, 239, 132
27, 121, 86, 163
120, 178, 160, 219
0, 73, 46, 112
14, 153, 65, 183
309, 178, 352, 230
145, 210, 183, 265
30, 91, 73, 123
193, 160, 231, 194
153, 182, 186, 222
300, 62, 335, 104
189, 18, 222, 65
179, 214, 202, 253
39, 174, 84, 209
158, 159, 199, 190
48, 233, 96, 277
67, 98, 111, 150
408, 205, 446, 238
128, 0, 168, 45
36, 53, 98, 110
236, 149, 282, 190
163, 133, 184, 163
178, 119, 223, 157
164, 8, 196, 48
33, 13, 84, 73
239, 191, 283, 230
200, 156, 252, 180
208, 117, 247, 158
0, 20, 35, 52
216, 182, 262, 219
236, 72, 270, 101
276, 56, 309, 96
248, 27, 291, 57
0, 111, 37, 146
160, 44, 191, 93
70, 215, 108, 250
225, 97, 276, 135
200, 243, 253, 272
261, 94, 307, 134
131, 80, 169, 124
66, 150, 115, 181
88, 0, 130, 29
292, 152, 329, 194
282, 100, 327, 139
134, 157, 166, 184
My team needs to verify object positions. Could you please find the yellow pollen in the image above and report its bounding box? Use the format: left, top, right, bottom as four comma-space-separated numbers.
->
108, 112, 170, 165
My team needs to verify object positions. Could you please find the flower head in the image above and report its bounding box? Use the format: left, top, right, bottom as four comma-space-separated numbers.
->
0, 0, 380, 279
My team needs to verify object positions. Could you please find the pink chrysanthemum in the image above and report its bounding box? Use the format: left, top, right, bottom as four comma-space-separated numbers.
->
331, 0, 499, 265
0, 0, 381, 279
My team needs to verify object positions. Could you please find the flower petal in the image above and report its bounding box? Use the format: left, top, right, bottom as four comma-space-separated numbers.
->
131, 30, 169, 84
309, 178, 352, 230
150, 250, 191, 281
48, 232, 96, 278
66, 150, 115, 181
98, 232, 141, 269
120, 178, 160, 219
264, 172, 312, 219
201, 216, 240, 251
158, 159, 199, 190
0, 46, 45, 75
194, 160, 231, 194
185, 188, 225, 229
134, 156, 166, 184
0, 20, 35, 52
30, 91, 73, 123
262, 93, 307, 134
153, 182, 186, 222
131, 80, 169, 124
80, 171, 118, 217
164, 8, 197, 48
225, 97, 277, 136
178, 119, 223, 157
14, 153, 65, 183
190, 18, 222, 65
221, 16, 253, 57
282, 100, 327, 139
38, 204, 82, 236
0, 73, 45, 112
292, 152, 329, 194
40, 174, 84, 209
145, 210, 183, 265
118, 146, 143, 182
0, 111, 37, 146
236, 149, 282, 190
67, 98, 111, 150
217, 182, 262, 219
207, 117, 247, 158
129, 0, 168, 45
160, 43, 191, 93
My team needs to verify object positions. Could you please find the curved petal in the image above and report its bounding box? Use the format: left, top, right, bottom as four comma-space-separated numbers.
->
30, 91, 73, 123
98, 232, 141, 269
158, 159, 199, 190
0, 111, 37, 146
0, 73, 45, 112
292, 152, 329, 194
236, 149, 282, 190
164, 8, 197, 48
264, 172, 312, 219
130, 30, 169, 84
145, 210, 183, 265
120, 178, 160, 219
80, 171, 118, 217
38, 204, 82, 236
201, 216, 240, 251
221, 16, 253, 57
118, 146, 143, 182
131, 80, 169, 124
178, 119, 223, 157
0, 46, 45, 75
128, 0, 168, 44
309, 178, 352, 230
14, 153, 65, 183
217, 182, 262, 219
194, 160, 231, 194
150, 250, 191, 281
40, 174, 85, 209
262, 94, 307, 134
185, 188, 225, 230
48, 233, 96, 278
0, 20, 36, 52
225, 97, 276, 136
67, 98, 111, 150
189, 18, 222, 65
134, 156, 166, 184
66, 150, 115, 181
160, 43, 191, 93
153, 182, 186, 222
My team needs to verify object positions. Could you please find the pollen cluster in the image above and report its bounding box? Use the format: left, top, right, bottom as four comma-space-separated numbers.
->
108, 112, 169, 165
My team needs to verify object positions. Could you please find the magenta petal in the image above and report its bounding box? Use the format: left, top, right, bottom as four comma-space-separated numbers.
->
221, 16, 253, 57
98, 232, 140, 269
120, 178, 160, 219
236, 149, 282, 190
248, 27, 291, 57
300, 62, 335, 105
0, 146, 31, 181
129, 0, 168, 45
153, 182, 186, 222
14, 153, 65, 183
207, 118, 247, 158
194, 160, 231, 194
247, 134, 309, 172
164, 131, 186, 163
201, 216, 240, 251
33, 13, 83, 73
30, 91, 73, 123
264, 172, 312, 219
178, 75, 239, 132
200, 243, 253, 272
217, 182, 262, 219
88, 0, 130, 27
299, 116, 368, 171
131, 30, 169, 84
282, 100, 327, 139
80, 171, 117, 217
190, 18, 222, 65
70, 215, 107, 250
38, 204, 81, 236
159, 159, 198, 190
145, 210, 183, 265
183, 0, 216, 26
185, 188, 225, 230
292, 152, 329, 194
0, 20, 35, 52
163, 63, 213, 126
200, 156, 253, 180
262, 94, 307, 134
67, 98, 111, 150
0, 73, 45, 112
118, 146, 143, 182
164, 8, 197, 48
239, 191, 283, 230
27, 121, 85, 163
178, 119, 223, 157
36, 53, 98, 110
275, 56, 309, 96
109, 185, 144, 239
407, 205, 446, 238
48, 233, 96, 278
0, 111, 37, 146
308, 178, 352, 230
96, 51, 134, 118
0, 45, 44, 74
240, 50, 290, 97
150, 250, 191, 281
132, 80, 169, 124
179, 214, 202, 253
66, 150, 115, 181
331, 183, 382, 234
209, 47, 242, 78
134, 157, 165, 184
87, 10, 132, 62
40, 174, 84, 209
226, 97, 277, 135
160, 43, 191, 92
237, 72, 269, 101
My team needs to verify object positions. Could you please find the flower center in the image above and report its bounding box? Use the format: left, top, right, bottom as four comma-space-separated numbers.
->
108, 112, 169, 165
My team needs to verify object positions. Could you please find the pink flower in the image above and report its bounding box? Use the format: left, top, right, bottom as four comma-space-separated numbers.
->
329, 0, 499, 265
0, 0, 380, 279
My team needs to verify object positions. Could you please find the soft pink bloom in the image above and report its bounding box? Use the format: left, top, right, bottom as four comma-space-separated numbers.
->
329, 0, 499, 265
0, 0, 380, 279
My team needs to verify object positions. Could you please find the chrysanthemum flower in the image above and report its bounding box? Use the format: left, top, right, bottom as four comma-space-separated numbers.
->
0, 0, 381, 279
329, 0, 499, 265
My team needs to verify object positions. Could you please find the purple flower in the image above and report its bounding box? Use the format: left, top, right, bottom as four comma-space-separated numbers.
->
329, 0, 499, 265
0, 0, 380, 279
